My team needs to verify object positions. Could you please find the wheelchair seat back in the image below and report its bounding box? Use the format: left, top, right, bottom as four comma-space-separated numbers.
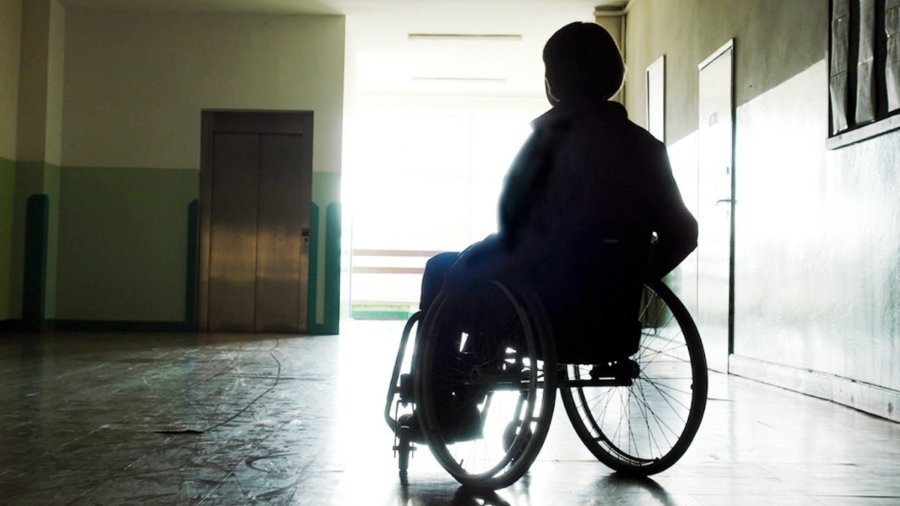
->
536, 236, 650, 365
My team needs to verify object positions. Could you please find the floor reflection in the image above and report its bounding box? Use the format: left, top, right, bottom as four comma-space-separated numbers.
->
389, 473, 679, 505
451, 486, 513, 505
0, 322, 897, 505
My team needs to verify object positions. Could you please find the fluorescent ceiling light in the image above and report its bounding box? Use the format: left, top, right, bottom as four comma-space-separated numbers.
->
411, 77, 507, 84
408, 33, 523, 42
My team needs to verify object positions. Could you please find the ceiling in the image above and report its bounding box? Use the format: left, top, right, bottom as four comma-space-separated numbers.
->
58, 0, 628, 97
58, 0, 625, 17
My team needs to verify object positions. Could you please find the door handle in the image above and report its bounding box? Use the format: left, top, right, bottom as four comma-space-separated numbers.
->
715, 199, 733, 205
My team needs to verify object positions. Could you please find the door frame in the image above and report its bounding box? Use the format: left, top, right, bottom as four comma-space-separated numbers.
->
697, 39, 736, 368
198, 110, 314, 331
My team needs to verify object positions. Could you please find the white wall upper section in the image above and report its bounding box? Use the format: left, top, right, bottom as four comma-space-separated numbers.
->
0, 0, 22, 160
62, 9, 345, 171
45, 0, 65, 165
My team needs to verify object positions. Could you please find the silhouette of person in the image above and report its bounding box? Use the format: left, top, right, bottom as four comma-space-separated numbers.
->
419, 22, 697, 362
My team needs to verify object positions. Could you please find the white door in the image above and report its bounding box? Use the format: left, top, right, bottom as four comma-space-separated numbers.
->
697, 41, 734, 373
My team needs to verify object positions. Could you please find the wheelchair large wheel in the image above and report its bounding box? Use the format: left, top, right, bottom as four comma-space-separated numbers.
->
414, 281, 557, 489
560, 279, 707, 475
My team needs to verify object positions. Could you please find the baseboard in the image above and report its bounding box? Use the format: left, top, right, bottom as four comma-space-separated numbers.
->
729, 354, 899, 423
0, 319, 50, 332
3, 318, 341, 334
51, 320, 194, 332
0, 319, 22, 331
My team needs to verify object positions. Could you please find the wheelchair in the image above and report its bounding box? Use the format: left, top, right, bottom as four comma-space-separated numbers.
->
384, 277, 707, 490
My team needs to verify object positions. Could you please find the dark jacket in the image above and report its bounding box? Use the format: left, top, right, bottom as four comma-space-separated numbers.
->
499, 98, 697, 280
449, 98, 697, 360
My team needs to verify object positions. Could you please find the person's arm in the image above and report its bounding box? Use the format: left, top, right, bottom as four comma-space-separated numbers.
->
497, 130, 550, 250
647, 148, 698, 280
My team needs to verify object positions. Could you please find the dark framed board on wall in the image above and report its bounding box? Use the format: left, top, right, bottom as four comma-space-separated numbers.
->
828, 0, 900, 148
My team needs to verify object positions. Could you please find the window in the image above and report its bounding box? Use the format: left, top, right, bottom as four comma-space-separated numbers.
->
828, 0, 900, 148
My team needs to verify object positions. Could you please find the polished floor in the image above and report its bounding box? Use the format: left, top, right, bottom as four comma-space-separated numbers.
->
0, 320, 898, 505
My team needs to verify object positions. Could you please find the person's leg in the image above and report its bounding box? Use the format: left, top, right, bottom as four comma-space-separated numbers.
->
419, 252, 459, 311
411, 251, 483, 441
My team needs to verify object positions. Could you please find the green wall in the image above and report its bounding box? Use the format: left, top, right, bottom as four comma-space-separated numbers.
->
48, 166, 340, 331
0, 157, 15, 319
55, 166, 198, 322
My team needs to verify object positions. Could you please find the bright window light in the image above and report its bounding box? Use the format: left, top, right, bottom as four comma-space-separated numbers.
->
345, 101, 545, 308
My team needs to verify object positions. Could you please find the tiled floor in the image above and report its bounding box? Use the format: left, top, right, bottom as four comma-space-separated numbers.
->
0, 320, 897, 505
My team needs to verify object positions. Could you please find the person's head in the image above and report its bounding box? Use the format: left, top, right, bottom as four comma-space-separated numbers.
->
542, 22, 624, 105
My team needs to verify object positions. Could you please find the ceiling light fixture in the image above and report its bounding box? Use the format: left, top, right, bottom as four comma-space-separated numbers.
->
412, 77, 507, 84
408, 33, 522, 42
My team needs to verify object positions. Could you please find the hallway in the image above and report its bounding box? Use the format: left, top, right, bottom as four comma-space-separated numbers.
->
0, 321, 897, 505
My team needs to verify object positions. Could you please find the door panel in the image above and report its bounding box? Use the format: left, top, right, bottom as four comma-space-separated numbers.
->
255, 134, 310, 332
698, 42, 734, 373
208, 133, 260, 332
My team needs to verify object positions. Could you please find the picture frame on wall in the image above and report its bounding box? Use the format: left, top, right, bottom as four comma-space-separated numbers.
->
827, 0, 900, 148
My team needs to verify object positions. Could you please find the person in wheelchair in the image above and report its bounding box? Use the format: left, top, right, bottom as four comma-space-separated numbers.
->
415, 22, 698, 442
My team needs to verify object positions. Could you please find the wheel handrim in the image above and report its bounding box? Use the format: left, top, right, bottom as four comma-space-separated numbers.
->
416, 281, 557, 488
562, 281, 707, 473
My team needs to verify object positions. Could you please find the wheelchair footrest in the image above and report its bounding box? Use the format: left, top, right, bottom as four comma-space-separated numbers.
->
589, 359, 639, 385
